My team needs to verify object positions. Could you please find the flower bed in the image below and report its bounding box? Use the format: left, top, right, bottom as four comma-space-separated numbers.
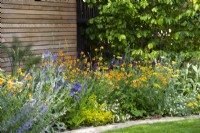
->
0, 48, 200, 132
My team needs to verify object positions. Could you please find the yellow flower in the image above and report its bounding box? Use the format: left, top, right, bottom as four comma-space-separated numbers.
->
172, 61, 177, 65
27, 93, 32, 97
100, 46, 104, 50
95, 48, 98, 52
129, 64, 133, 68
20, 72, 25, 77
12, 87, 16, 91
193, 101, 198, 107
58, 50, 64, 56
99, 57, 103, 61
153, 83, 161, 89
116, 56, 122, 59
187, 102, 193, 107
80, 51, 84, 55
50, 87, 53, 92
197, 94, 200, 100
172, 74, 179, 77
121, 67, 125, 71
0, 78, 5, 85
64, 75, 68, 80
28, 75, 33, 80
18, 88, 22, 93
17, 68, 22, 73
7, 83, 12, 89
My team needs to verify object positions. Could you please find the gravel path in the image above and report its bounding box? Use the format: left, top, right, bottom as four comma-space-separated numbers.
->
60, 115, 200, 133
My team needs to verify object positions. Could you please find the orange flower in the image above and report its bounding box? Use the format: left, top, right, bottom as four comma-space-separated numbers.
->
80, 51, 84, 55
0, 78, 4, 85
58, 50, 64, 56
12, 87, 16, 91
20, 72, 25, 77
7, 83, 12, 89
18, 88, 22, 93
64, 75, 68, 80
27, 93, 32, 97
28, 75, 33, 80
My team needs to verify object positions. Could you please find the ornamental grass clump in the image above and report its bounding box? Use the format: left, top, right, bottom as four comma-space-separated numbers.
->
0, 51, 75, 133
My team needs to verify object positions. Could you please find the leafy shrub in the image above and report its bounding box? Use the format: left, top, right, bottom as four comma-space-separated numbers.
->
85, 0, 200, 54
81, 94, 114, 126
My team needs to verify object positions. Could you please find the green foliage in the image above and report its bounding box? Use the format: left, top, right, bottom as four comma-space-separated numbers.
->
81, 94, 114, 126
0, 52, 72, 133
0, 37, 41, 74
85, 0, 200, 54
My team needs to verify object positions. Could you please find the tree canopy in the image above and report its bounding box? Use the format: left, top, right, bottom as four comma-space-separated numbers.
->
84, 0, 200, 54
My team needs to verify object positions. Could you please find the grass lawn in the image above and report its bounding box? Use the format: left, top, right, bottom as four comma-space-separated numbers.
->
103, 119, 200, 133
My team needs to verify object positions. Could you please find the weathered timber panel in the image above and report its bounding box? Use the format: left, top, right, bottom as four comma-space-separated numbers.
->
0, 0, 77, 70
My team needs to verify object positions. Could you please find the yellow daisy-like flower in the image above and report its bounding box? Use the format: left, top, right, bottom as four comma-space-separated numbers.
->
7, 83, 12, 89
95, 48, 98, 52
100, 46, 104, 50
64, 75, 68, 80
0, 78, 5, 85
17, 68, 22, 73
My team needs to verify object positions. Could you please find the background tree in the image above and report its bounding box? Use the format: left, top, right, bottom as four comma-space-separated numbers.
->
84, 0, 200, 56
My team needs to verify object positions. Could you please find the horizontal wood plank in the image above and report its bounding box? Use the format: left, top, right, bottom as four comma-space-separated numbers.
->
2, 3, 76, 12
0, 14, 76, 20
2, 9, 76, 16
1, 24, 77, 28
2, 19, 76, 24
1, 36, 77, 43
1, 40, 77, 47
2, 0, 76, 6
1, 28, 76, 33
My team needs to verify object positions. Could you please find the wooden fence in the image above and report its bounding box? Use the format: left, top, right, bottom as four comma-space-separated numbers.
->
0, 0, 77, 71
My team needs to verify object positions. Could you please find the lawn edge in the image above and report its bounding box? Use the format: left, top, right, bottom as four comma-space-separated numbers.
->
60, 115, 200, 133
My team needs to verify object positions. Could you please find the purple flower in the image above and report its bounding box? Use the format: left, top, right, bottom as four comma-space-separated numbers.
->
70, 91, 75, 97
52, 54, 57, 62
70, 83, 82, 97
30, 99, 36, 105
44, 51, 50, 57
39, 105, 48, 115
73, 83, 82, 91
